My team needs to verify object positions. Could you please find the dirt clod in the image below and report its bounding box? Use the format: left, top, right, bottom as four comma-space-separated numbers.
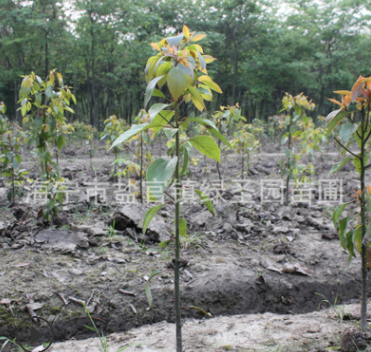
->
341, 327, 367, 352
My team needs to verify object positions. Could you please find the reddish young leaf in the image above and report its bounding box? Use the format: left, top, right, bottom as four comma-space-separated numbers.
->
351, 75, 365, 102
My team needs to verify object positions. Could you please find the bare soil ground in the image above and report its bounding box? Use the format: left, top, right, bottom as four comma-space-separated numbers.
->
49, 303, 371, 352
0, 139, 370, 351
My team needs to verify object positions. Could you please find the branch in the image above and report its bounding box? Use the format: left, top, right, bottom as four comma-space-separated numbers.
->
334, 137, 360, 159
158, 112, 175, 128
164, 190, 175, 201
180, 106, 193, 120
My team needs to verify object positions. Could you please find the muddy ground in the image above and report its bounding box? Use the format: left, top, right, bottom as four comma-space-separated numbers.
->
0, 138, 370, 351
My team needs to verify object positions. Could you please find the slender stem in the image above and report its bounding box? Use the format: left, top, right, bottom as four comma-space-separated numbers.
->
159, 132, 162, 157
285, 113, 292, 205
360, 107, 368, 331
12, 168, 15, 204
247, 151, 250, 173
334, 137, 360, 159
216, 138, 222, 181
241, 150, 244, 180
114, 148, 118, 181
90, 149, 93, 170
140, 133, 143, 204
174, 101, 182, 352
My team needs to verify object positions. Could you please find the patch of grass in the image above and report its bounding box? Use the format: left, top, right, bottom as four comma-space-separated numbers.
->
0, 337, 24, 352
82, 303, 138, 352
107, 220, 116, 237
180, 232, 204, 250
72, 204, 100, 225
315, 292, 344, 323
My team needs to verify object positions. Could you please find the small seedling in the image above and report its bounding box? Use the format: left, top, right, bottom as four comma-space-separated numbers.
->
107, 220, 116, 237
83, 303, 136, 352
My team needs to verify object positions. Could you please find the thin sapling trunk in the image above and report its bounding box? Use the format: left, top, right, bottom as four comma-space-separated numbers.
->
360, 107, 368, 330
174, 101, 182, 352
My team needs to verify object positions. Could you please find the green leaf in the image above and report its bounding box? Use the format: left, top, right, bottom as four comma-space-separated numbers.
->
179, 218, 187, 237
167, 68, 188, 101
12, 157, 19, 170
21, 104, 27, 116
181, 147, 189, 176
189, 135, 220, 163
354, 225, 363, 253
163, 128, 178, 140
146, 157, 178, 200
84, 325, 96, 332
332, 202, 351, 227
152, 88, 166, 99
177, 63, 194, 81
188, 86, 205, 110
151, 111, 175, 134
158, 238, 173, 248
195, 189, 215, 215
326, 109, 348, 135
353, 153, 369, 174
149, 103, 171, 119
109, 124, 149, 150
143, 204, 165, 234
338, 217, 349, 250
145, 76, 165, 108
346, 229, 356, 258
281, 135, 288, 145
329, 157, 353, 174
156, 62, 172, 88
56, 135, 64, 149
144, 269, 162, 308
340, 123, 358, 143
56, 192, 64, 205
186, 118, 231, 148
45, 84, 53, 100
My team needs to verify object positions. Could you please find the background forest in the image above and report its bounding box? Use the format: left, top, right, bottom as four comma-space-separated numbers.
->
0, 0, 371, 127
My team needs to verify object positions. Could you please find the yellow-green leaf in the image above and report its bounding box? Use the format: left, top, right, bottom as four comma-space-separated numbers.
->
191, 33, 206, 42
194, 189, 215, 215
326, 109, 348, 135
198, 75, 222, 93
179, 218, 187, 237
167, 67, 187, 101
143, 204, 165, 234
188, 86, 205, 111
157, 62, 172, 88
353, 153, 369, 174
183, 25, 190, 39
203, 55, 216, 63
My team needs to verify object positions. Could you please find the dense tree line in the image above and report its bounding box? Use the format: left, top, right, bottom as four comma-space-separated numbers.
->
0, 0, 370, 127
